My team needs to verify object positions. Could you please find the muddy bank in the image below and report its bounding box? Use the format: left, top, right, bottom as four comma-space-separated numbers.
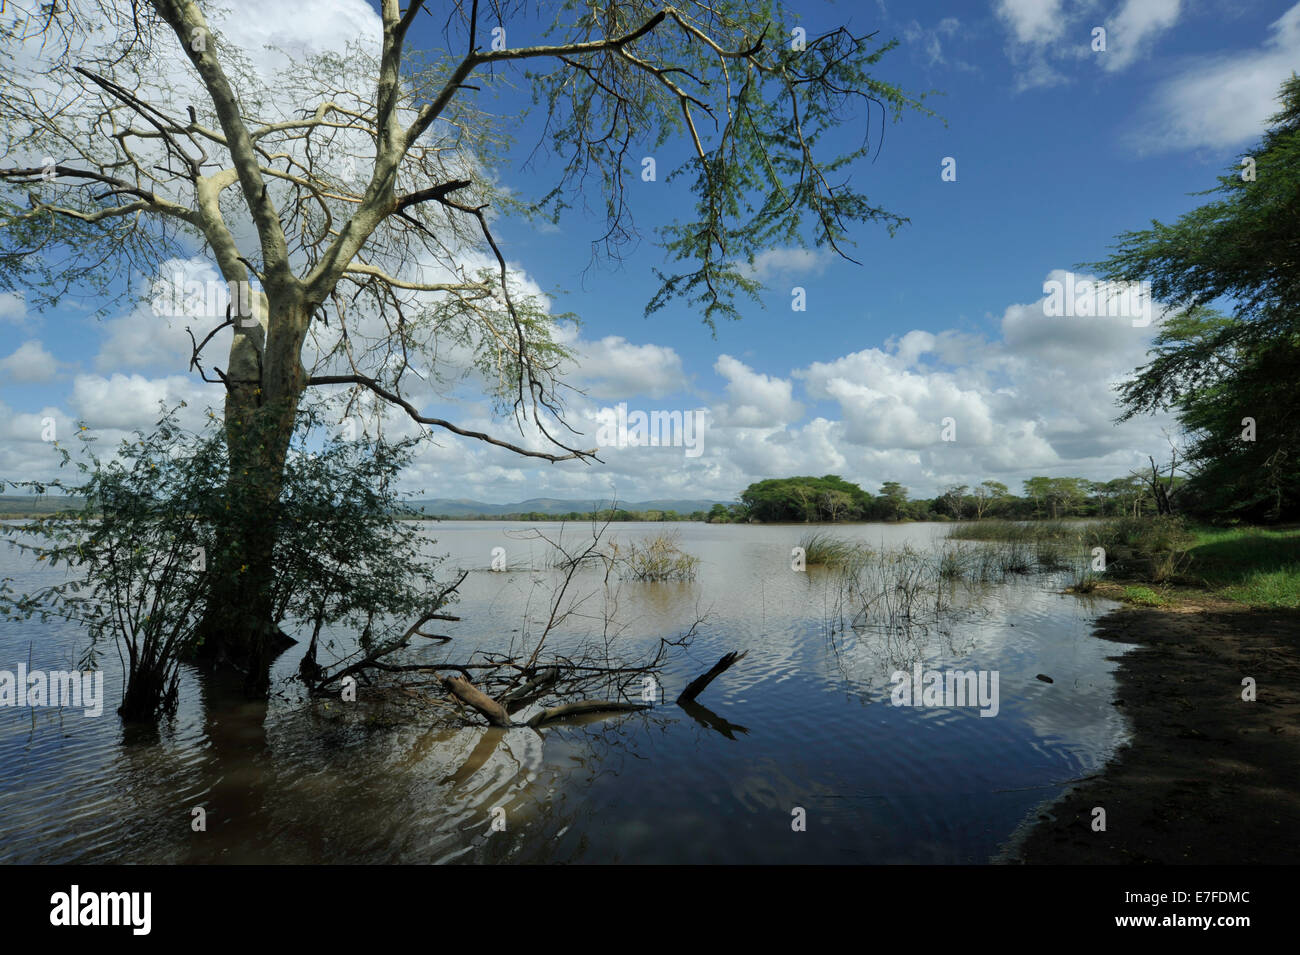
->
1008, 604, 1300, 864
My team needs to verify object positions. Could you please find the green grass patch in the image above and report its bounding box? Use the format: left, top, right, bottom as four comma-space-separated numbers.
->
1180, 525, 1300, 608
1087, 521, 1300, 609
1123, 585, 1169, 607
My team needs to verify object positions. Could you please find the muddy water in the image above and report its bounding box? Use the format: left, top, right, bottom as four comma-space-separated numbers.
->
0, 521, 1126, 863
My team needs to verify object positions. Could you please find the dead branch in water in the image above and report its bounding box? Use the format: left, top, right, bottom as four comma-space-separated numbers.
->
441, 675, 513, 728
677, 650, 749, 704
526, 700, 652, 728
308, 569, 470, 690
501, 666, 560, 709
399, 570, 469, 641
302, 516, 746, 732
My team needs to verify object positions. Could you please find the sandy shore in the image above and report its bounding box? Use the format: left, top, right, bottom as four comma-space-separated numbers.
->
1008, 601, 1300, 864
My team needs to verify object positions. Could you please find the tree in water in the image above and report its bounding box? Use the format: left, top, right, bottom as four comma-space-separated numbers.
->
0, 400, 449, 721
1, 1, 932, 693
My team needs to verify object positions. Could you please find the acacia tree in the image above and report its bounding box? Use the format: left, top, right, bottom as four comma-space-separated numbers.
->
1095, 76, 1300, 520
1, 1, 929, 694
938, 483, 966, 519
877, 481, 907, 521
971, 479, 1007, 520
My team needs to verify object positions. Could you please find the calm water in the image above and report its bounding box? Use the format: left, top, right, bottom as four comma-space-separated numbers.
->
0, 521, 1126, 864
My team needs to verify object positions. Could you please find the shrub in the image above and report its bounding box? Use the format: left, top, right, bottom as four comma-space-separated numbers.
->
615, 531, 700, 582
0, 401, 449, 721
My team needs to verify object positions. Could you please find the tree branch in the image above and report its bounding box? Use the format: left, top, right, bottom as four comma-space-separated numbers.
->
306, 373, 597, 463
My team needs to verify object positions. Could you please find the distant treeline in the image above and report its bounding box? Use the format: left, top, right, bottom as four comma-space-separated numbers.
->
0, 495, 87, 519
729, 474, 1175, 524
420, 474, 1176, 524
2, 476, 1171, 525
417, 508, 716, 523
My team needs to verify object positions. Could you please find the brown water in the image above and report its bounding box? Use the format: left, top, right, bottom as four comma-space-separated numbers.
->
0, 521, 1126, 863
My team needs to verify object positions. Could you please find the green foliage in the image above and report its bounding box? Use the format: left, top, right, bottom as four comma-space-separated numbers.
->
1094, 75, 1300, 521
1166, 328, 1299, 520
268, 402, 449, 651
876, 481, 908, 521
526, 4, 937, 331
1092, 75, 1300, 328
612, 531, 700, 582
739, 475, 874, 522
735, 473, 1168, 524
0, 401, 449, 720
1, 406, 226, 719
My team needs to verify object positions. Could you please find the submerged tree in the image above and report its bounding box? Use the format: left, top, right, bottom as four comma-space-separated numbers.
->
0, 401, 449, 720
1, 1, 931, 693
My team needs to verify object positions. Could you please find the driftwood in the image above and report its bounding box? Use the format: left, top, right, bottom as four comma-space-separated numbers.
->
526, 700, 652, 729
307, 528, 744, 735
440, 650, 750, 729
441, 676, 512, 728
676, 650, 749, 704
501, 667, 560, 708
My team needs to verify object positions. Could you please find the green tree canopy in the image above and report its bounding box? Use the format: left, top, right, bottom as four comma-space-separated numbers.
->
1093, 75, 1300, 519
739, 475, 873, 522
0, 0, 933, 691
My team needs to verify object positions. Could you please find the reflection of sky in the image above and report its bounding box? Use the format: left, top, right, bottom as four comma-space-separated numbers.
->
0, 521, 1130, 863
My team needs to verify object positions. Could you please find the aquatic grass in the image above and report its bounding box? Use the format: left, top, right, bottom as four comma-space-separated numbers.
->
1033, 538, 1069, 571
948, 521, 1093, 575
831, 543, 984, 636
798, 531, 863, 568
541, 529, 702, 582
937, 545, 967, 581
1066, 560, 1101, 593
994, 539, 1034, 575
947, 520, 1081, 544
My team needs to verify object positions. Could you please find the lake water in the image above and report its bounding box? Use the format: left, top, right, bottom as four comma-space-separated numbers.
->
0, 521, 1127, 863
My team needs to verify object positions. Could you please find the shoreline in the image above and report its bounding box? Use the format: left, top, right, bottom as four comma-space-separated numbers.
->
1005, 599, 1300, 864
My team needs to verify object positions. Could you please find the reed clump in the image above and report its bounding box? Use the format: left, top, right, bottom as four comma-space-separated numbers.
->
798, 531, 866, 568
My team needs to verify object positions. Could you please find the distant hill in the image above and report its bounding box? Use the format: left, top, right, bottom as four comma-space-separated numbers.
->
407, 497, 727, 518
0, 494, 86, 516
0, 493, 727, 520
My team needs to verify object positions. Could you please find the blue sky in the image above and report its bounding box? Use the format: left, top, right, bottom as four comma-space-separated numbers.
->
2, 0, 1296, 504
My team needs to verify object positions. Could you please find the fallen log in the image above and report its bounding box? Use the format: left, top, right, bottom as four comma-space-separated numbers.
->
441, 675, 513, 728
676, 650, 749, 705
501, 666, 560, 706
526, 700, 651, 729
